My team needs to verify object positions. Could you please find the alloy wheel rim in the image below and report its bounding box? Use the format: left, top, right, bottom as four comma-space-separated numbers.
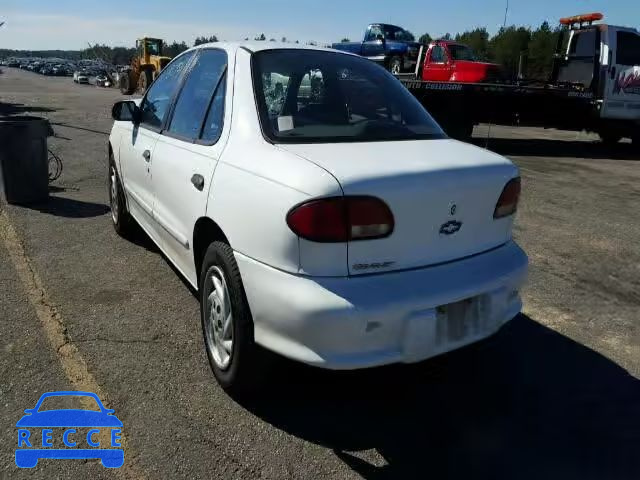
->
391, 61, 401, 75
204, 266, 234, 370
110, 166, 119, 223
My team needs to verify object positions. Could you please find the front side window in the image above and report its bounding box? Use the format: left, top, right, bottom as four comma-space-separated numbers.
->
139, 51, 195, 129
167, 49, 227, 140
252, 49, 444, 144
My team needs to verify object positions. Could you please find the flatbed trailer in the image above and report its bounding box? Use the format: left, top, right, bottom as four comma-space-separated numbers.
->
397, 14, 640, 146
399, 77, 597, 140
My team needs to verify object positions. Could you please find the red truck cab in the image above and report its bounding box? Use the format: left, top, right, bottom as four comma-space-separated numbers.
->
420, 41, 502, 83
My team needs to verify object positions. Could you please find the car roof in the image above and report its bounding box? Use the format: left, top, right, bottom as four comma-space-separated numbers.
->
189, 41, 345, 55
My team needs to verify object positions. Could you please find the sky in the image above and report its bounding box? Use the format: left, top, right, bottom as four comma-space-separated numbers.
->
0, 0, 637, 50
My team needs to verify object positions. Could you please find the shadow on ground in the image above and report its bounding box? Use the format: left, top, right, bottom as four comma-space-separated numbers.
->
476, 137, 639, 161
0, 102, 56, 116
239, 315, 640, 480
26, 195, 109, 218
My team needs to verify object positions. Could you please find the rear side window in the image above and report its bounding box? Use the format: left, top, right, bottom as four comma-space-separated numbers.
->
617, 32, 640, 66
167, 49, 227, 140
139, 51, 195, 129
201, 72, 227, 143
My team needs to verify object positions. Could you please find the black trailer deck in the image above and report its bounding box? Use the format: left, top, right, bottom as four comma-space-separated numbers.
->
398, 77, 599, 139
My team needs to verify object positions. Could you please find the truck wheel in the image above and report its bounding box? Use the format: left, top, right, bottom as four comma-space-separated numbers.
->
599, 131, 622, 146
447, 120, 474, 142
119, 73, 134, 95
200, 241, 270, 395
388, 56, 402, 75
137, 70, 153, 94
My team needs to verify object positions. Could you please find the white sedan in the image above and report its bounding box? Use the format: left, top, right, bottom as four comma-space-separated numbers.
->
108, 43, 527, 392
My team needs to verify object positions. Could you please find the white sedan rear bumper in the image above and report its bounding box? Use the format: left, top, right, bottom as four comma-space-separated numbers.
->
236, 241, 528, 369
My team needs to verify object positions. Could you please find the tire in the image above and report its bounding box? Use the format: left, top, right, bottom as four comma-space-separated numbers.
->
108, 153, 133, 237
388, 55, 402, 75
200, 241, 267, 394
447, 119, 474, 142
599, 131, 622, 146
119, 72, 134, 95
137, 69, 153, 94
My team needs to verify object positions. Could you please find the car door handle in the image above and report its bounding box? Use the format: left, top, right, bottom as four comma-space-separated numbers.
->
191, 174, 205, 191
142, 150, 151, 162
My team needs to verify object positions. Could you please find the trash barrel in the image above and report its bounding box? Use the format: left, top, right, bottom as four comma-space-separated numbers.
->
0, 115, 50, 204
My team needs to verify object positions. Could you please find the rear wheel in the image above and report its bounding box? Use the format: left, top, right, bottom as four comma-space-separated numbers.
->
388, 55, 402, 75
599, 131, 622, 146
108, 154, 133, 236
200, 241, 268, 394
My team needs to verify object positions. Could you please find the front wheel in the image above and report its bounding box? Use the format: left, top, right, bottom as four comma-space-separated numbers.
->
200, 241, 268, 394
137, 69, 153, 94
119, 72, 135, 95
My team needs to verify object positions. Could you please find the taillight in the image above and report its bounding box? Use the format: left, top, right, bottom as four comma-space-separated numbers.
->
287, 196, 394, 243
494, 177, 521, 219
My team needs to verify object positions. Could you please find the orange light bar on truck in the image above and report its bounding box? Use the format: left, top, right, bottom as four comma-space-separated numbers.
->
559, 13, 604, 25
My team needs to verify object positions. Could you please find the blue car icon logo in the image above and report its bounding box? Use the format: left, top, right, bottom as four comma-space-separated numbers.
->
15, 391, 124, 468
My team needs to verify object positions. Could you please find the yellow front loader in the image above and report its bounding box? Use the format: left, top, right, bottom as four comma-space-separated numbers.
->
120, 38, 172, 95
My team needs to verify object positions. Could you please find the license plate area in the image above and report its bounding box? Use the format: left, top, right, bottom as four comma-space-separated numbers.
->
436, 295, 489, 344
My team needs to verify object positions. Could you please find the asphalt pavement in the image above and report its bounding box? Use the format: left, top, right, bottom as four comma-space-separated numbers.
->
1, 67, 639, 479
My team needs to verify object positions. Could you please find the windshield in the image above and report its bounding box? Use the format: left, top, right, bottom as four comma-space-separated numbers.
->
252, 49, 444, 144
145, 40, 162, 56
448, 44, 477, 61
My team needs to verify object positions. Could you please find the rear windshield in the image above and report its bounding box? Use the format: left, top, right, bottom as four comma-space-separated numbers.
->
252, 49, 445, 144
449, 44, 477, 61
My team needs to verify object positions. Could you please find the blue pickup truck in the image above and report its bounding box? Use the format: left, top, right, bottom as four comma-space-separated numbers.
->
332, 24, 421, 74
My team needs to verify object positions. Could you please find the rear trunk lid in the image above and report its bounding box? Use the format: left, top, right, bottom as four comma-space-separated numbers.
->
280, 139, 519, 276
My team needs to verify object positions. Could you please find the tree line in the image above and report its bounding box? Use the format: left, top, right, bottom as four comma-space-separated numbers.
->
2, 21, 562, 79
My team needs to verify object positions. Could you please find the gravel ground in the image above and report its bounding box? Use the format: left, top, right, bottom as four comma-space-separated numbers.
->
1, 67, 639, 479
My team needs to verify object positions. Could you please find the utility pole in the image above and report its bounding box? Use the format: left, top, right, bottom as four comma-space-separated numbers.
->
503, 0, 509, 28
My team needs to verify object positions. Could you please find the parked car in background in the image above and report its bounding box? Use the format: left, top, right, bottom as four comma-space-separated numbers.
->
108, 43, 527, 393
73, 71, 89, 84
332, 23, 421, 74
96, 74, 111, 87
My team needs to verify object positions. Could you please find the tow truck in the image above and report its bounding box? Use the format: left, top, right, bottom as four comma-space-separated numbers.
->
399, 13, 640, 146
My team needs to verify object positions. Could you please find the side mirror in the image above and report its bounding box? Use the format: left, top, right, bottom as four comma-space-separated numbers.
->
112, 101, 140, 123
